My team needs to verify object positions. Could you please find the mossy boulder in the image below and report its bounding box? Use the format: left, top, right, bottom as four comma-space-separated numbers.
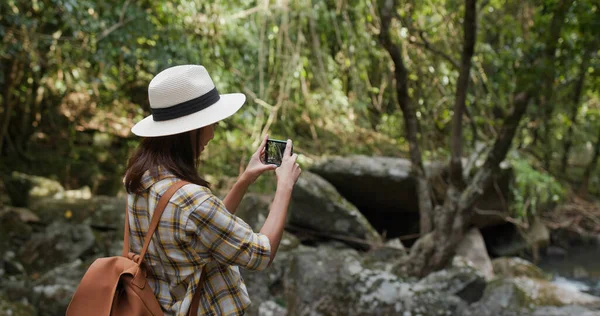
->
5, 172, 64, 207
284, 243, 468, 315
463, 277, 600, 316
29, 196, 126, 228
289, 171, 381, 247
510, 276, 600, 307
19, 222, 95, 274
492, 257, 548, 279
0, 295, 37, 316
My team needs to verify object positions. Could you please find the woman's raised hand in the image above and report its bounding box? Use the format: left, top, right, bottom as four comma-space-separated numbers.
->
275, 139, 301, 191
242, 134, 277, 183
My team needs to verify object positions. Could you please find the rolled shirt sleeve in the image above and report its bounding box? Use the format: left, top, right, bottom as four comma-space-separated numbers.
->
187, 195, 272, 271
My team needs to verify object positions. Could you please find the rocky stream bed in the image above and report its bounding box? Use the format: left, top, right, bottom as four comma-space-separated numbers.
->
1, 156, 600, 316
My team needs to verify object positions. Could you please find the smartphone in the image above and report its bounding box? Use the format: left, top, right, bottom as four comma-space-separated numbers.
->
265, 139, 292, 166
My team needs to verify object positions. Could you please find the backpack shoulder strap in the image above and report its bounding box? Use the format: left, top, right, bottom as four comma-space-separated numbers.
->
139, 180, 190, 262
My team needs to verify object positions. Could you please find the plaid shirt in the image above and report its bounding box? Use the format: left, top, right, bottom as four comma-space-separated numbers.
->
126, 167, 271, 315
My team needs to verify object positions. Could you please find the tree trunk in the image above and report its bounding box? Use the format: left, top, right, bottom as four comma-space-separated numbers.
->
378, 0, 564, 277
0, 60, 18, 155
540, 0, 574, 170
561, 48, 591, 171
449, 0, 477, 188
580, 126, 600, 195
407, 92, 530, 277
378, 0, 434, 235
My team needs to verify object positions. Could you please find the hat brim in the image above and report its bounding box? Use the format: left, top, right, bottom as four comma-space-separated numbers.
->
131, 93, 246, 137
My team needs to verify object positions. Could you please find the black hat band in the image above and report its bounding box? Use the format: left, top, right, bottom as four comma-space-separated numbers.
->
152, 87, 220, 121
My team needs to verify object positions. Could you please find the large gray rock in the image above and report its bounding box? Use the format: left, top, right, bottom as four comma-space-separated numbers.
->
285, 244, 468, 315
30, 259, 88, 316
460, 279, 533, 316
289, 171, 382, 247
509, 276, 600, 307
27, 196, 126, 258
235, 193, 300, 253
415, 264, 487, 303
235, 193, 274, 231
365, 238, 407, 263
462, 277, 600, 316
29, 196, 126, 228
311, 156, 512, 238
531, 305, 600, 316
241, 250, 294, 316
0, 207, 40, 223
0, 210, 33, 277
456, 228, 495, 280
19, 222, 95, 273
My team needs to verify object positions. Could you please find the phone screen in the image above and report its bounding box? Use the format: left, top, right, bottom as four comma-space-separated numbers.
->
265, 139, 290, 166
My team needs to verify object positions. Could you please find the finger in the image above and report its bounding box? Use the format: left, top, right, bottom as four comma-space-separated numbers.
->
259, 147, 266, 162
289, 153, 298, 163
257, 134, 269, 154
258, 164, 275, 172
283, 139, 293, 157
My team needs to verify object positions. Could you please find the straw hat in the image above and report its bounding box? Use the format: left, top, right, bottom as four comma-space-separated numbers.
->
131, 65, 245, 137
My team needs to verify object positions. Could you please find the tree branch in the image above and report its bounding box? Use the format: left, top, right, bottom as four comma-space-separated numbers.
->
449, 0, 477, 188
97, 0, 134, 43
379, 0, 434, 234
459, 92, 530, 212
409, 33, 460, 70
394, 12, 461, 70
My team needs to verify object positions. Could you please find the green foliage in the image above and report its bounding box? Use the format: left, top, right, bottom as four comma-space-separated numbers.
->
509, 157, 565, 220
0, 0, 599, 197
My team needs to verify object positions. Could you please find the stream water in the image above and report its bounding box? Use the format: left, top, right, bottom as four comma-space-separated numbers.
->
537, 245, 600, 297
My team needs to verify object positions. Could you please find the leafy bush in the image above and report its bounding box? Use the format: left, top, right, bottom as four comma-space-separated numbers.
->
509, 158, 565, 220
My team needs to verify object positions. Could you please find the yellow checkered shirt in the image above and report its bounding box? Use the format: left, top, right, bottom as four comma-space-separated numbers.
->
126, 168, 271, 315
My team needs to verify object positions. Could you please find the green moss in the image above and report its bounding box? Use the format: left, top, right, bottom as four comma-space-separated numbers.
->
0, 296, 37, 316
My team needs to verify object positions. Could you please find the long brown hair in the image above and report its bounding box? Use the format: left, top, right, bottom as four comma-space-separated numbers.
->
124, 129, 209, 193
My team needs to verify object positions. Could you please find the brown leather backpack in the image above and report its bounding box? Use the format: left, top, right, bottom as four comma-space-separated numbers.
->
67, 181, 207, 316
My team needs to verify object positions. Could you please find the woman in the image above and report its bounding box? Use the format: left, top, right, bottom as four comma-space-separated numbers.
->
124, 64, 301, 315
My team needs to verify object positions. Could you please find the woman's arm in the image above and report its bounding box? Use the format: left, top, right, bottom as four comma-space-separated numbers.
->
259, 140, 301, 263
223, 134, 276, 214
222, 174, 251, 215
259, 184, 293, 262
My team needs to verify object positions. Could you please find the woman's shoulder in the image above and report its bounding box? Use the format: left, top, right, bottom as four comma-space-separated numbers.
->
153, 178, 216, 211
